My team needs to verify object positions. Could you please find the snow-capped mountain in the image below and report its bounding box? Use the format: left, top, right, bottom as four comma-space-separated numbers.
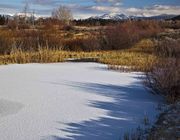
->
89, 13, 177, 20
90, 13, 130, 20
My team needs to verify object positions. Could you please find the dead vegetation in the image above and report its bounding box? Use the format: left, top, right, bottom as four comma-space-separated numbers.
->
145, 32, 180, 103
0, 17, 179, 102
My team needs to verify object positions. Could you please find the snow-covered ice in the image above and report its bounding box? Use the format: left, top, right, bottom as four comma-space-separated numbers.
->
0, 62, 162, 140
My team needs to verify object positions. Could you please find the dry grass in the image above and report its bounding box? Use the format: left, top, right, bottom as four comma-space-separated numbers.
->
100, 52, 156, 71
99, 39, 156, 71
0, 20, 164, 72
0, 38, 156, 72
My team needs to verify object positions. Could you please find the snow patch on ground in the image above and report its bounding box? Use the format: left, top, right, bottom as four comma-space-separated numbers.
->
0, 63, 162, 140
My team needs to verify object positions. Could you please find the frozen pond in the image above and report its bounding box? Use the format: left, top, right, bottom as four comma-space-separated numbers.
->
0, 63, 162, 140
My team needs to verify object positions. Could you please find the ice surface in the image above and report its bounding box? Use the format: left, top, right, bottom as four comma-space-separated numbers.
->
0, 63, 162, 140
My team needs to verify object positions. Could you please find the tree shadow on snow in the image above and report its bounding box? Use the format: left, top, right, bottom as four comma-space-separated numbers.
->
45, 80, 162, 140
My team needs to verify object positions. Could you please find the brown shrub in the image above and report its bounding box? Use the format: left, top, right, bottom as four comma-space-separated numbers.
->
63, 35, 101, 51
155, 38, 180, 58
18, 24, 30, 29
12, 30, 63, 51
160, 20, 180, 29
103, 20, 162, 50
11, 30, 42, 51
63, 24, 74, 31
104, 23, 137, 50
64, 38, 84, 51
146, 58, 180, 102
82, 36, 101, 51
136, 20, 162, 38
146, 37, 180, 102
7, 20, 18, 30
0, 30, 14, 54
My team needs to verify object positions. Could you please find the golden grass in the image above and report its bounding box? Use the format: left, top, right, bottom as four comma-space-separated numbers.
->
0, 39, 156, 71
99, 51, 156, 71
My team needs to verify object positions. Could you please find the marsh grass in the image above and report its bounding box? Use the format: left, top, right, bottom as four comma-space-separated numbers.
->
0, 38, 156, 72
99, 39, 156, 71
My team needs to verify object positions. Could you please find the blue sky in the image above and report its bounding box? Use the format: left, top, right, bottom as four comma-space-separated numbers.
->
0, 0, 180, 18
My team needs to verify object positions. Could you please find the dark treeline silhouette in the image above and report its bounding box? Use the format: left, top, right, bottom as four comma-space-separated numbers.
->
0, 15, 9, 25
73, 19, 121, 26
170, 15, 180, 21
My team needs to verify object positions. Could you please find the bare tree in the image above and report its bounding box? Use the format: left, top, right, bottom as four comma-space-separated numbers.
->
52, 6, 73, 24
23, 1, 29, 21
30, 9, 35, 27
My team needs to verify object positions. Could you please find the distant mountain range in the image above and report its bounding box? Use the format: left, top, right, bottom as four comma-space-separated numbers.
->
90, 13, 130, 20
1, 13, 179, 21
89, 13, 178, 21
2, 13, 37, 20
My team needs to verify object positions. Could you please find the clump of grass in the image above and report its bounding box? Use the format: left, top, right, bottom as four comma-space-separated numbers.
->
99, 51, 156, 71
129, 39, 155, 54
0, 48, 66, 64
99, 39, 157, 71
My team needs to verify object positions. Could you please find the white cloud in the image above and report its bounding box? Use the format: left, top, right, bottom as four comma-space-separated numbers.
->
0, 1, 179, 19
126, 5, 180, 17
75, 4, 180, 18
95, 0, 122, 3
